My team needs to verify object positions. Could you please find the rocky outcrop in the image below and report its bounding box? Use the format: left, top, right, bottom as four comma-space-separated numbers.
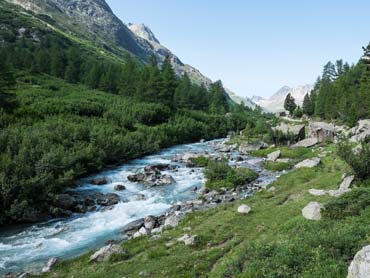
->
272, 123, 306, 142
267, 150, 281, 161
291, 138, 318, 148
89, 243, 126, 262
308, 122, 336, 142
294, 158, 320, 169
348, 245, 370, 278
239, 141, 268, 154
302, 202, 323, 220
127, 164, 176, 187
349, 119, 370, 143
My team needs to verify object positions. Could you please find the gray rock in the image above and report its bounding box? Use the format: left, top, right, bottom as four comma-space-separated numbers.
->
96, 193, 120, 206
291, 138, 319, 148
239, 141, 267, 154
89, 244, 125, 262
267, 150, 281, 161
144, 164, 170, 172
302, 202, 323, 220
237, 204, 251, 214
144, 216, 157, 230
272, 123, 306, 141
114, 184, 126, 191
90, 177, 110, 186
127, 173, 146, 182
308, 189, 326, 196
41, 257, 58, 273
164, 214, 182, 228
55, 194, 77, 211
294, 158, 321, 169
347, 245, 370, 278
177, 234, 200, 246
122, 218, 144, 235
309, 122, 336, 142
328, 175, 355, 197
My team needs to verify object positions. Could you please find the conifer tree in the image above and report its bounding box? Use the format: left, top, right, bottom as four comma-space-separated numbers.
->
302, 93, 314, 116
284, 93, 297, 116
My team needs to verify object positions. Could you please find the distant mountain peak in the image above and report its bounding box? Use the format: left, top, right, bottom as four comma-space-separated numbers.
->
253, 84, 314, 112
127, 23, 160, 44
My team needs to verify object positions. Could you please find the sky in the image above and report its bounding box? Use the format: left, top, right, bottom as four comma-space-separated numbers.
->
106, 0, 370, 98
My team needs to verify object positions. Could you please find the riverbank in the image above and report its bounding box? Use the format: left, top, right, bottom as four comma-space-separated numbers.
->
37, 141, 370, 278
1, 138, 278, 277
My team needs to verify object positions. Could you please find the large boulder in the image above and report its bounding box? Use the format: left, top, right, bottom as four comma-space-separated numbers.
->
96, 193, 120, 206
122, 218, 144, 235
267, 150, 281, 161
177, 234, 200, 246
294, 158, 321, 169
350, 119, 370, 143
239, 141, 268, 154
144, 164, 170, 172
302, 202, 323, 220
89, 243, 126, 262
272, 123, 306, 142
127, 173, 146, 182
309, 122, 336, 142
55, 194, 77, 211
291, 138, 319, 148
348, 245, 370, 278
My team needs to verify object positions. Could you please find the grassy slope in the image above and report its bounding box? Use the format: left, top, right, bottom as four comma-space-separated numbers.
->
42, 144, 370, 278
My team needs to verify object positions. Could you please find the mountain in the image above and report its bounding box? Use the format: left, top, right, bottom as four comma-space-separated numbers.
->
226, 90, 256, 108
253, 85, 314, 112
5, 0, 248, 102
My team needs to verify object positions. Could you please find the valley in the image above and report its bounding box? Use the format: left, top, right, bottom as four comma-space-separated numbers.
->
1, 0, 370, 277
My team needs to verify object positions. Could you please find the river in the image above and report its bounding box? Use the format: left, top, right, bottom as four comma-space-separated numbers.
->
0, 139, 277, 276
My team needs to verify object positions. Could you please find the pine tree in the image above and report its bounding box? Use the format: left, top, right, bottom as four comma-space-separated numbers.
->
284, 93, 297, 116
174, 74, 192, 108
209, 80, 228, 114
120, 55, 139, 97
159, 56, 177, 105
302, 93, 314, 116
0, 61, 16, 111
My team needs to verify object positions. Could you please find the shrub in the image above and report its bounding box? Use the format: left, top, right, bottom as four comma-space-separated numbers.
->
205, 161, 258, 191
322, 188, 370, 220
338, 142, 370, 180
189, 156, 210, 167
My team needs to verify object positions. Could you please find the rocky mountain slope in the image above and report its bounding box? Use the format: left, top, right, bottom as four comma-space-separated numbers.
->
5, 0, 250, 103
252, 84, 314, 112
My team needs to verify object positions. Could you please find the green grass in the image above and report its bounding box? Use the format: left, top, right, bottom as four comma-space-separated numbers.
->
264, 161, 293, 172
41, 145, 370, 277
251, 146, 318, 159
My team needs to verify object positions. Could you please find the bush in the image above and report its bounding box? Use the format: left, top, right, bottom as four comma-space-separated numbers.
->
189, 156, 210, 167
205, 161, 258, 191
338, 142, 370, 180
322, 188, 370, 220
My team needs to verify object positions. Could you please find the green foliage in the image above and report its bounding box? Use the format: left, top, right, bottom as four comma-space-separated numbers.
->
264, 161, 292, 172
189, 156, 210, 167
338, 142, 370, 180
293, 105, 303, 118
323, 188, 370, 220
205, 161, 258, 191
0, 60, 17, 111
284, 93, 297, 116
302, 93, 314, 116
